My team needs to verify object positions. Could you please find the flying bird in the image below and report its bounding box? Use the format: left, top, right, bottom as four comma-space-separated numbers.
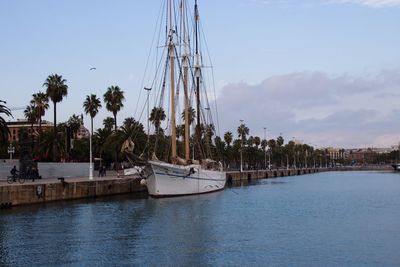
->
90, 67, 96, 70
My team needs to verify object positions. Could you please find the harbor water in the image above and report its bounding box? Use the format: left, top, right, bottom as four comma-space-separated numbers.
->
1, 171, 400, 266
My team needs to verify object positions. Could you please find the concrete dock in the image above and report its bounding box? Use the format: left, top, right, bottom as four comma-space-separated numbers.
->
0, 175, 146, 208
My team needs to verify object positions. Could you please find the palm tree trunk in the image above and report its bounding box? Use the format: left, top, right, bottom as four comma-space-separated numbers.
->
31, 122, 34, 151
53, 102, 57, 162
113, 113, 118, 173
39, 116, 42, 133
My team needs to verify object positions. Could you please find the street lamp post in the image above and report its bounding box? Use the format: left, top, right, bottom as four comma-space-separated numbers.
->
89, 67, 96, 180
8, 144, 15, 160
240, 120, 244, 172
263, 127, 266, 170
286, 154, 289, 170
268, 149, 271, 170
89, 126, 93, 180
305, 150, 307, 169
292, 137, 296, 169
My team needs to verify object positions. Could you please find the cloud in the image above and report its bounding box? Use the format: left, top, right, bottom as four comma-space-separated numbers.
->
247, 0, 400, 7
331, 0, 400, 7
214, 70, 400, 148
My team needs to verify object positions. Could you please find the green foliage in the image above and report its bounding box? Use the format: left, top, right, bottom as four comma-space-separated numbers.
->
103, 86, 125, 130
0, 100, 12, 143
103, 117, 115, 131
83, 94, 102, 119
149, 106, 166, 133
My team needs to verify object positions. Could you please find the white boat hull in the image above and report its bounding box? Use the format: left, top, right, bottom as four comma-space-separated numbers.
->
145, 161, 226, 197
392, 164, 400, 171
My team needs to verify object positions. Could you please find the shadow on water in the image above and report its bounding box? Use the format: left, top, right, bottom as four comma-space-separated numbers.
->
227, 177, 288, 189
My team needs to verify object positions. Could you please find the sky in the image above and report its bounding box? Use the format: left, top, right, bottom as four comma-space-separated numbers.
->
0, 0, 399, 148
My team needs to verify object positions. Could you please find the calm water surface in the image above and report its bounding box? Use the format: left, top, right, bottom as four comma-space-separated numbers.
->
1, 171, 400, 266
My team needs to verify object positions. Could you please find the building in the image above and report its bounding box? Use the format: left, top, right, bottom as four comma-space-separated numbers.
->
325, 147, 347, 160
76, 125, 90, 139
7, 119, 90, 143
7, 119, 53, 142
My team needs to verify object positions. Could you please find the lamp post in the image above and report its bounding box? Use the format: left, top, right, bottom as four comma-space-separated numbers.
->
292, 137, 296, 169
144, 87, 152, 159
89, 125, 93, 180
268, 148, 271, 170
286, 154, 289, 170
8, 144, 15, 160
305, 149, 307, 169
263, 127, 267, 169
88, 67, 97, 180
240, 120, 244, 172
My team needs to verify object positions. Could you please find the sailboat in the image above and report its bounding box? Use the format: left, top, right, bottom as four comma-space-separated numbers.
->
140, 0, 226, 197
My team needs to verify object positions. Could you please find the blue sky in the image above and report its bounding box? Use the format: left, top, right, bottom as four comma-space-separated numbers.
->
1, 0, 399, 148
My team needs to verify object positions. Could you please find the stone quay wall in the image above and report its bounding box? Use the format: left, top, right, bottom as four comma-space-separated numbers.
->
0, 177, 146, 208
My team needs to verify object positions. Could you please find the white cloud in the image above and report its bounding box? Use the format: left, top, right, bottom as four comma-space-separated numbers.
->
331, 0, 400, 7
214, 69, 400, 148
247, 0, 400, 7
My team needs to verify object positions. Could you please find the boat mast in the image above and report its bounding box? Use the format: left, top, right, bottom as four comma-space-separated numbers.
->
194, 0, 203, 160
169, 0, 177, 163
182, 0, 190, 162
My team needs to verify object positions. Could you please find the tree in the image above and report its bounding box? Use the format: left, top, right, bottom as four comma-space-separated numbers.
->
0, 100, 12, 143
103, 117, 115, 131
103, 86, 125, 131
224, 131, 233, 147
254, 136, 261, 148
123, 117, 135, 127
237, 123, 249, 142
83, 94, 102, 139
181, 106, 196, 125
67, 114, 82, 138
149, 106, 166, 133
23, 104, 38, 144
118, 119, 146, 155
94, 128, 112, 164
277, 135, 284, 147
43, 74, 68, 161
31, 91, 49, 133
83, 94, 102, 170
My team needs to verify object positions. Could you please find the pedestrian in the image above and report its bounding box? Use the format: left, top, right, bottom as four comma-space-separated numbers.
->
10, 166, 18, 182
27, 166, 33, 181
31, 166, 39, 181
102, 166, 106, 176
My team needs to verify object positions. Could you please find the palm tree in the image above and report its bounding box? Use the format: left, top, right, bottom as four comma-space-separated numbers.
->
254, 136, 261, 148
149, 106, 166, 134
237, 123, 249, 142
31, 92, 49, 133
94, 128, 112, 164
103, 86, 125, 132
0, 100, 12, 143
224, 131, 233, 147
123, 117, 135, 127
181, 106, 196, 125
103, 117, 115, 131
24, 104, 38, 143
67, 114, 82, 138
84, 94, 102, 177
103, 86, 124, 171
117, 119, 146, 154
43, 74, 68, 161
83, 94, 102, 138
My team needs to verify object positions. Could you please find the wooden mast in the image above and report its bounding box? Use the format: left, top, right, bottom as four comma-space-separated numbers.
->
194, 0, 203, 160
182, 0, 190, 162
169, 0, 177, 163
